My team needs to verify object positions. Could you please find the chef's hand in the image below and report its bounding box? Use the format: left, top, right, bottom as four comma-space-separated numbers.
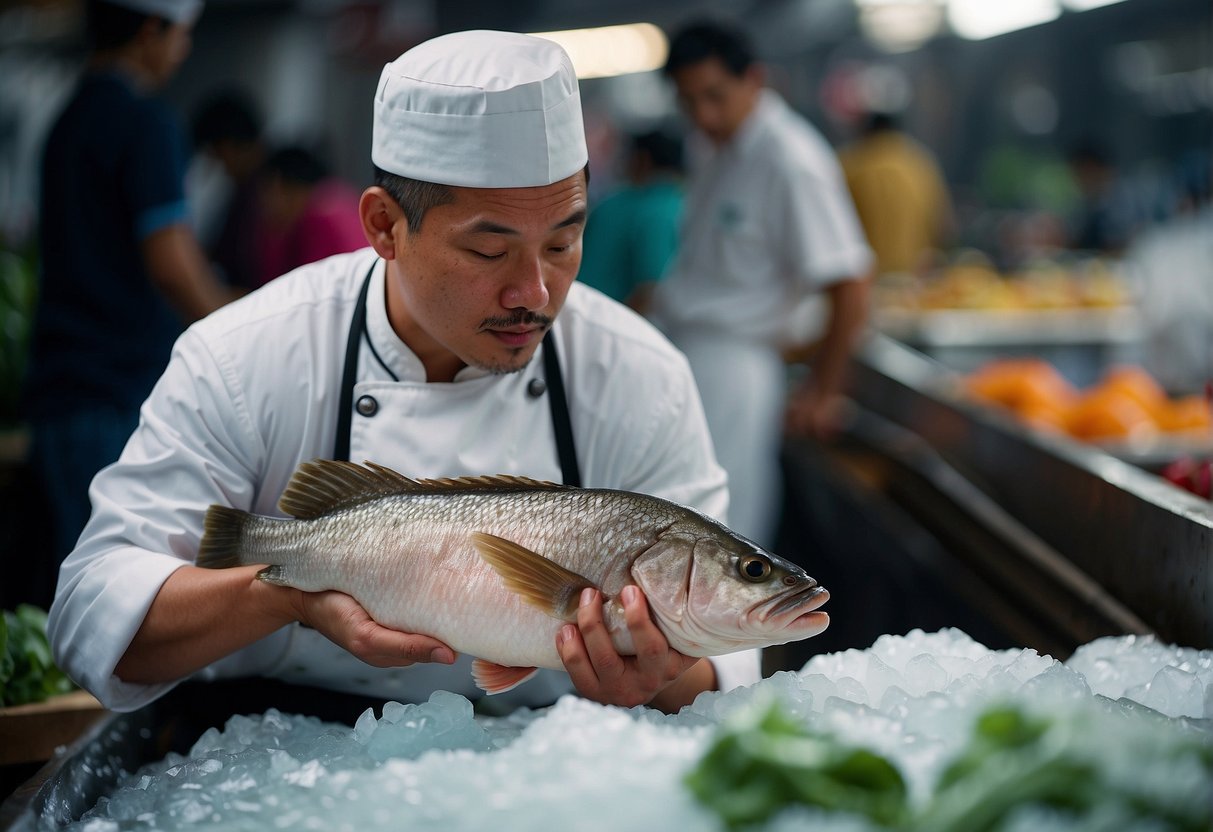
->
785, 384, 845, 441
293, 589, 456, 668
556, 586, 712, 712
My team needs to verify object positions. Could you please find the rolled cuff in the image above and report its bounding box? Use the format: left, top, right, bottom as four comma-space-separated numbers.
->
50, 547, 187, 711
800, 243, 875, 289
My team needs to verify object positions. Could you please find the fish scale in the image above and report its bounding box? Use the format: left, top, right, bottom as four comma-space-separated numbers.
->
198, 459, 830, 693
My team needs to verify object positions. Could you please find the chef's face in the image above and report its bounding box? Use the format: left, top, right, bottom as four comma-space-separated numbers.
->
385, 172, 587, 382
671, 57, 762, 146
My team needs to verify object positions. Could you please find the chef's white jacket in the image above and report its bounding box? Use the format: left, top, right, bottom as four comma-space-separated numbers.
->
48, 249, 761, 712
650, 89, 873, 344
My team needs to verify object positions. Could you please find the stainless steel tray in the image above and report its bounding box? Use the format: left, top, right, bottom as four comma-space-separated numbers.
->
846, 334, 1212, 649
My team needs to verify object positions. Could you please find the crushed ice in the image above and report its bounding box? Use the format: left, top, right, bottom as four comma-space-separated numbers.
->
60, 629, 1212, 831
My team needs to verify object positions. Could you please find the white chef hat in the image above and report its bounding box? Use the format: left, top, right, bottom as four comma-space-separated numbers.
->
100, 0, 203, 24
372, 30, 588, 189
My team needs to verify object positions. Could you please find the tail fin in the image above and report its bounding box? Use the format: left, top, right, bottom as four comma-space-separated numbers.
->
198, 505, 254, 569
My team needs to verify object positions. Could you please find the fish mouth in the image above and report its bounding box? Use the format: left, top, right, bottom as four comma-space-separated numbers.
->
758, 584, 830, 626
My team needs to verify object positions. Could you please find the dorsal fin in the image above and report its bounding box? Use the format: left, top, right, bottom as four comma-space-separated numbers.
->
277, 459, 571, 519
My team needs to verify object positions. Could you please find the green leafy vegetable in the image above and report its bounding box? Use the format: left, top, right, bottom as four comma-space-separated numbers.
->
920, 704, 1213, 832
916, 707, 1098, 832
684, 700, 908, 828
686, 700, 1212, 832
0, 604, 76, 707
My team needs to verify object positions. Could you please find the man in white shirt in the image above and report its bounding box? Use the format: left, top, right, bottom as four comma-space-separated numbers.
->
650, 21, 874, 549
49, 30, 758, 714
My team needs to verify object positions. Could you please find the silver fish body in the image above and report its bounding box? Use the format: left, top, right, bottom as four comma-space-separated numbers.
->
199, 460, 829, 692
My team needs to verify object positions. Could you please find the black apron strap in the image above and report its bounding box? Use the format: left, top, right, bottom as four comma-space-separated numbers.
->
334, 263, 376, 462
541, 331, 581, 487
335, 261, 580, 486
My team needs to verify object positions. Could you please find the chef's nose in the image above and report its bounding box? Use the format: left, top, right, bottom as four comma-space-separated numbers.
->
500, 255, 549, 310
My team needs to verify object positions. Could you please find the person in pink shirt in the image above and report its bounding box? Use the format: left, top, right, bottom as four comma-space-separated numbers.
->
256, 145, 366, 285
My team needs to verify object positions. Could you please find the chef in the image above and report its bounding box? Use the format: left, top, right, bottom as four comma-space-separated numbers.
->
48, 30, 760, 714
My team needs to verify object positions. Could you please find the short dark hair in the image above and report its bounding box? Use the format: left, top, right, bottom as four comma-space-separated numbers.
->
86, 0, 168, 52
663, 21, 755, 78
865, 112, 899, 135
631, 130, 684, 173
264, 146, 329, 187
371, 164, 591, 236
372, 166, 456, 235
1067, 140, 1111, 169
193, 89, 263, 150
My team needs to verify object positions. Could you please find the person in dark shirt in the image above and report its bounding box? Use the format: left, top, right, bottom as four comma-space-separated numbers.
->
23, 0, 234, 602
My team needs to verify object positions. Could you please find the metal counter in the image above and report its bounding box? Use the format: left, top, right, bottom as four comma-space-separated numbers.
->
843, 333, 1211, 650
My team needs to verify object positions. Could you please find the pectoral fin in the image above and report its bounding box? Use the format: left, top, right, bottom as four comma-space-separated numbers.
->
471, 659, 539, 695
471, 531, 596, 621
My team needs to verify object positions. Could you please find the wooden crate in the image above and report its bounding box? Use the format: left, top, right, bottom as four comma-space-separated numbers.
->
0, 691, 107, 765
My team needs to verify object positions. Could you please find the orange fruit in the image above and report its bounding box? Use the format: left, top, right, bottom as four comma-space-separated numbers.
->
966, 358, 1078, 415
966, 359, 1081, 438
1017, 398, 1072, 432
1014, 362, 1079, 412
1065, 387, 1159, 441
966, 362, 1024, 408
1159, 396, 1213, 433
1096, 366, 1170, 423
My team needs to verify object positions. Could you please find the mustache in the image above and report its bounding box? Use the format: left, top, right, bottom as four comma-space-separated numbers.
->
479, 312, 554, 330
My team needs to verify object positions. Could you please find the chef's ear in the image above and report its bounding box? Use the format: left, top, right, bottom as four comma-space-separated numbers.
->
359, 187, 407, 260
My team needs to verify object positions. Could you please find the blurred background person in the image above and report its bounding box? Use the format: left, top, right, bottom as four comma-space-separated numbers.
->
191, 87, 266, 291
1124, 168, 1212, 396
649, 20, 873, 549
21, 0, 234, 606
578, 128, 685, 315
840, 111, 955, 277
1066, 140, 1131, 255
254, 144, 365, 286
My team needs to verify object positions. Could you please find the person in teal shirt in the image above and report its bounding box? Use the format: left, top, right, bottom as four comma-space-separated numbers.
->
578, 130, 684, 314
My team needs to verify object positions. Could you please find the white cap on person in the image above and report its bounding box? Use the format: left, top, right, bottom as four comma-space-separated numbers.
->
100, 0, 203, 24
372, 30, 588, 189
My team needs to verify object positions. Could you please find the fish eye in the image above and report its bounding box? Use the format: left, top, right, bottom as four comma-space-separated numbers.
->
739, 555, 771, 582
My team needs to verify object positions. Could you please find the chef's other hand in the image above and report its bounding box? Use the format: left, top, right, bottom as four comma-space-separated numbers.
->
785, 385, 844, 441
294, 589, 456, 668
557, 586, 701, 709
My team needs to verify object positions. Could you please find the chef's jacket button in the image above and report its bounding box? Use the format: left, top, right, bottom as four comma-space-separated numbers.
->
527, 378, 546, 398
356, 395, 379, 417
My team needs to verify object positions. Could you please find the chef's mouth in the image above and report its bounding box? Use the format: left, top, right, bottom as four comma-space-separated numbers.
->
489, 328, 542, 347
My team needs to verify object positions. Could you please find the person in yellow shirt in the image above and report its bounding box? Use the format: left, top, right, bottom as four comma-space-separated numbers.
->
839, 112, 954, 276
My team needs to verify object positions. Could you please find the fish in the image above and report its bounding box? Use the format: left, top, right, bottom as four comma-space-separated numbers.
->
198, 459, 829, 694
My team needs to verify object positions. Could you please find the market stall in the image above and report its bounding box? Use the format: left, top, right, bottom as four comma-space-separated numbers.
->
773, 331, 1210, 671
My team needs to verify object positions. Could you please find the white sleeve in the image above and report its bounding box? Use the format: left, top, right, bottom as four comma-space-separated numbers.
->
615, 346, 730, 523
708, 649, 762, 693
47, 328, 272, 712
775, 147, 873, 288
